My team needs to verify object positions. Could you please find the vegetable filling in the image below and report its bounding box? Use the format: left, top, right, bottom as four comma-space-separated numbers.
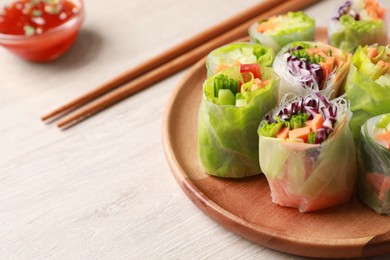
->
259, 93, 340, 144
332, 0, 385, 21
374, 114, 390, 149
211, 63, 269, 107
256, 11, 314, 35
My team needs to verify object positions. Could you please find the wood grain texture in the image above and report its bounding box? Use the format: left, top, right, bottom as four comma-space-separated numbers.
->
0, 0, 389, 259
52, 0, 319, 129
162, 31, 390, 258
41, 0, 287, 122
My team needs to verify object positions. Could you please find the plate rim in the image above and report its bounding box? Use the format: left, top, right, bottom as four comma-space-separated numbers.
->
161, 28, 390, 258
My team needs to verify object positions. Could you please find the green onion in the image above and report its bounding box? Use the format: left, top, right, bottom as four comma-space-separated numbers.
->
289, 112, 308, 129
259, 121, 285, 137
308, 132, 316, 144
218, 89, 235, 105
213, 74, 239, 97
290, 49, 325, 64
32, 10, 42, 16
23, 25, 35, 36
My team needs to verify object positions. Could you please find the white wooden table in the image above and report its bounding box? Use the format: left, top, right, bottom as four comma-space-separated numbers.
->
1, 0, 389, 258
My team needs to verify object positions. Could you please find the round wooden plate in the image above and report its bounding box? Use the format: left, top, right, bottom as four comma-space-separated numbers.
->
162, 28, 390, 258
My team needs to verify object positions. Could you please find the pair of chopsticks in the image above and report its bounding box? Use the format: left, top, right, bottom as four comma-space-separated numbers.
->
41, 0, 319, 129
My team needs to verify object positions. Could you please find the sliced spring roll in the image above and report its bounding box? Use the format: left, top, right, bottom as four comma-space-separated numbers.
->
206, 42, 275, 77
258, 92, 356, 212
248, 11, 315, 53
358, 113, 390, 215
345, 44, 390, 140
273, 41, 351, 101
198, 63, 278, 178
329, 0, 388, 54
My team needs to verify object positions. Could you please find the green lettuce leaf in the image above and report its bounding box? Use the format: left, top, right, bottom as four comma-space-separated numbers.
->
358, 113, 390, 215
248, 11, 315, 53
198, 66, 278, 177
353, 45, 390, 80
345, 45, 390, 140
258, 115, 357, 212
329, 15, 387, 53
206, 42, 275, 77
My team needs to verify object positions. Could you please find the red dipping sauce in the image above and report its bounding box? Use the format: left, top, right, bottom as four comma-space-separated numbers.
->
0, 0, 84, 61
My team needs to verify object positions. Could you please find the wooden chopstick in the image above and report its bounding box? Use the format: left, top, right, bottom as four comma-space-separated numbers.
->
41, 0, 286, 122
55, 0, 319, 129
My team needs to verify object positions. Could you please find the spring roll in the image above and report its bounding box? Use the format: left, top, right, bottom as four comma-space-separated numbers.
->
345, 44, 390, 140
206, 42, 275, 77
198, 63, 278, 178
358, 113, 390, 215
273, 41, 351, 101
329, 0, 388, 54
248, 11, 315, 53
258, 92, 356, 212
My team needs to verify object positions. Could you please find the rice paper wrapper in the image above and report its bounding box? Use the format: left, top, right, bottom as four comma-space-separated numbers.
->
273, 41, 351, 102
328, 4, 388, 54
345, 45, 390, 141
206, 42, 274, 78
198, 67, 278, 178
248, 11, 315, 53
358, 114, 390, 215
258, 116, 357, 212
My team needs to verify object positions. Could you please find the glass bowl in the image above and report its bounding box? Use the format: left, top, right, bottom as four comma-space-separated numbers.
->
0, 0, 84, 62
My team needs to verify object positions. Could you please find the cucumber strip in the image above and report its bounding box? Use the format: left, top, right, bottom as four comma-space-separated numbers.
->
218, 89, 235, 105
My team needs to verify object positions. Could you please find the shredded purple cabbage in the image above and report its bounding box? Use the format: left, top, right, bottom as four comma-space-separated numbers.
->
265, 93, 339, 144
284, 49, 325, 90
332, 1, 360, 21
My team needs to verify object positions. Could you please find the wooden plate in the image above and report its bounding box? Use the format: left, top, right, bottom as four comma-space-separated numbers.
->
162, 28, 390, 258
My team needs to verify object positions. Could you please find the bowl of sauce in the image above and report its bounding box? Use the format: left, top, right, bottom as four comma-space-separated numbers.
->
0, 0, 84, 62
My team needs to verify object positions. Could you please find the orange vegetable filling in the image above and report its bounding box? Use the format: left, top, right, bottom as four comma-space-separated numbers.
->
305, 47, 338, 77
289, 127, 311, 143
375, 131, 390, 149
256, 19, 276, 33
277, 113, 325, 144
364, 0, 386, 20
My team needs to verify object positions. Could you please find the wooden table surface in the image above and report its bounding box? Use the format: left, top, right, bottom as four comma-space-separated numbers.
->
1, 0, 389, 259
